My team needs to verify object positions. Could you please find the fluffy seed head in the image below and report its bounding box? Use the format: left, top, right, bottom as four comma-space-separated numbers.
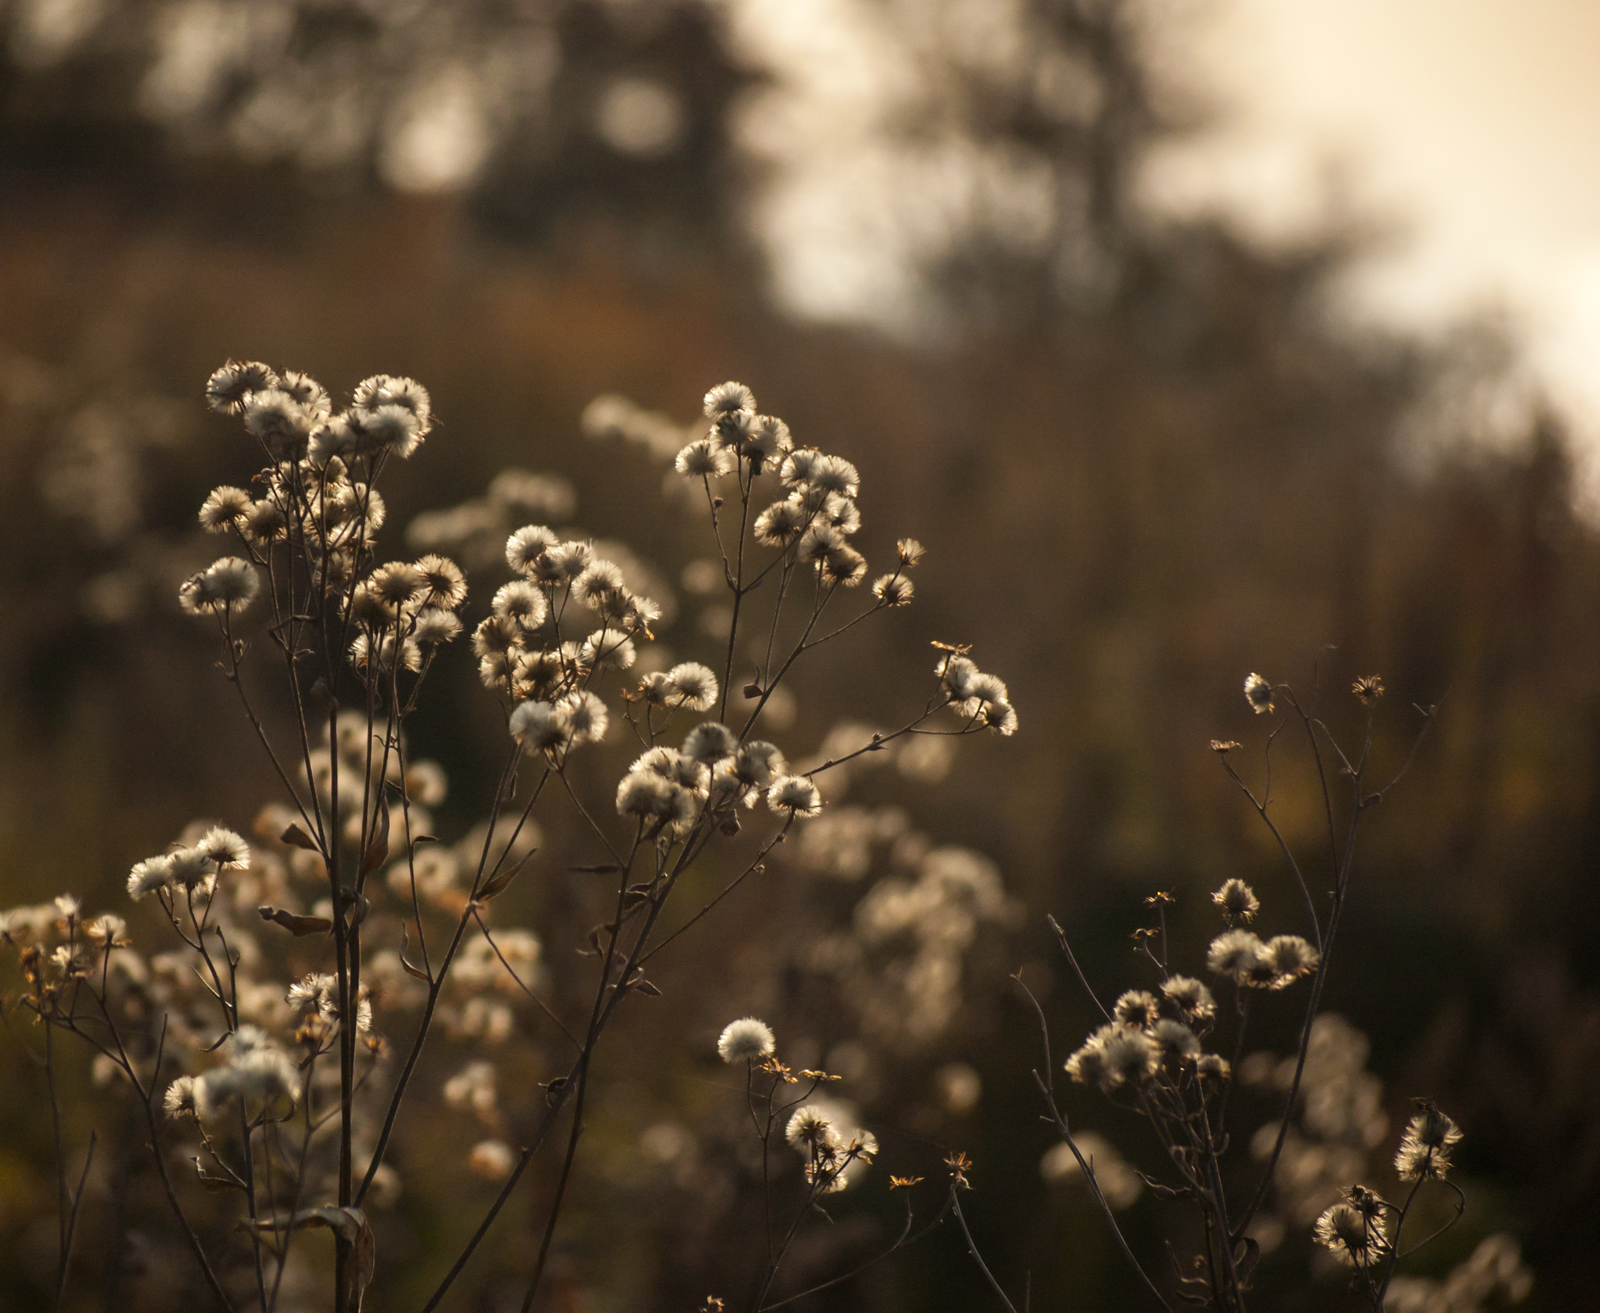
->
199, 486, 252, 532
1244, 672, 1274, 715
675, 438, 735, 479
1113, 990, 1161, 1029
1206, 929, 1265, 980
665, 663, 718, 711
1262, 935, 1319, 987
416, 554, 467, 608
1160, 975, 1216, 1025
507, 525, 559, 574
872, 574, 914, 606
768, 775, 822, 818
682, 722, 737, 763
717, 1017, 776, 1064
1212, 878, 1260, 924
703, 381, 756, 418
206, 360, 278, 414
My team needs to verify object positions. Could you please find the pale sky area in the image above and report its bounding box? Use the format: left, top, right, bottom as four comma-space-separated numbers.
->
732, 0, 1600, 490
1142, 0, 1600, 466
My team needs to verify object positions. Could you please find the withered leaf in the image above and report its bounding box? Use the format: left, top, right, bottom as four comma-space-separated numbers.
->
280, 824, 320, 852
258, 906, 333, 937
476, 848, 537, 903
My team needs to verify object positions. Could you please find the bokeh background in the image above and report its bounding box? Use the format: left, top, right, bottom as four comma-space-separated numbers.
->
1, 1, 1597, 1309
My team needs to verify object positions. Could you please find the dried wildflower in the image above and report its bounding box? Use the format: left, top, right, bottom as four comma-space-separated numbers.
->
414, 608, 463, 645
350, 633, 423, 675
1314, 1192, 1389, 1268
1262, 934, 1319, 987
199, 486, 252, 533
616, 770, 680, 820
205, 360, 278, 414
372, 562, 427, 608
356, 403, 424, 458
730, 741, 786, 789
981, 701, 1019, 735
1395, 1101, 1462, 1180
703, 381, 756, 419
278, 369, 331, 418
1160, 975, 1217, 1026
580, 627, 636, 670
126, 855, 175, 900
767, 775, 822, 819
676, 438, 735, 479
1212, 878, 1260, 924
896, 538, 925, 566
872, 574, 914, 606
167, 847, 218, 891
572, 560, 626, 608
1194, 1053, 1230, 1082
754, 498, 808, 546
507, 525, 559, 574
682, 722, 737, 763
244, 389, 315, 455
1210, 739, 1241, 753
1113, 989, 1161, 1029
785, 1106, 840, 1153
544, 541, 593, 582
747, 414, 792, 461
1206, 929, 1265, 980
196, 826, 250, 870
416, 554, 467, 608
241, 499, 287, 543
665, 662, 718, 711
809, 454, 860, 498
493, 581, 549, 630
1149, 1019, 1200, 1061
179, 557, 261, 616
560, 691, 609, 744
1243, 672, 1274, 715
509, 701, 567, 754
717, 1017, 776, 1064
164, 1075, 201, 1119
353, 374, 432, 432
1353, 674, 1385, 705
1101, 1028, 1159, 1087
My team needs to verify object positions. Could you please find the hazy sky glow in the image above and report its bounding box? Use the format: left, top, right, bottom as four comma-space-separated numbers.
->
736, 0, 1600, 487
1143, 0, 1600, 478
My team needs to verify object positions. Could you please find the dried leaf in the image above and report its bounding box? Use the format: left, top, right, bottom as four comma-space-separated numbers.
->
248, 1208, 374, 1310
359, 803, 390, 877
258, 906, 333, 937
477, 848, 536, 903
399, 923, 431, 983
280, 823, 320, 852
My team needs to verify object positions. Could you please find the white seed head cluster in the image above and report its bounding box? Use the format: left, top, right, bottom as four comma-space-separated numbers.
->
1205, 929, 1319, 990
716, 1017, 776, 1064
1243, 672, 1274, 715
784, 1099, 877, 1195
189, 364, 469, 684
938, 655, 1019, 736
1313, 1188, 1390, 1269
1394, 1102, 1462, 1181
126, 826, 249, 902
1065, 979, 1230, 1094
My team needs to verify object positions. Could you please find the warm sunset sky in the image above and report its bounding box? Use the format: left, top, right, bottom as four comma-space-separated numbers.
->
736, 0, 1600, 480
1144, 0, 1600, 448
